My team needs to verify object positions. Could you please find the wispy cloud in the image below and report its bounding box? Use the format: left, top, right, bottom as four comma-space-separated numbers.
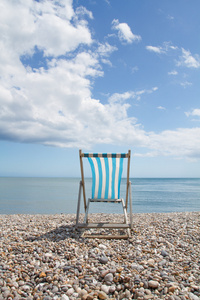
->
168, 70, 178, 75
75, 6, 94, 19
97, 42, 117, 57
146, 44, 200, 71
180, 81, 192, 88
157, 106, 166, 110
146, 46, 164, 54
177, 48, 200, 69
97, 42, 117, 66
167, 15, 175, 21
131, 66, 139, 73
108, 87, 158, 103
111, 19, 141, 44
146, 42, 177, 54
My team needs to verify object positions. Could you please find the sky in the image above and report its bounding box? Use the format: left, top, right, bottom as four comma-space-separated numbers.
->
0, 0, 200, 178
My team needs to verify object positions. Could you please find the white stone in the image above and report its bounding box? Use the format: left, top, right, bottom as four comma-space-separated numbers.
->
99, 244, 107, 250
101, 284, 110, 294
66, 288, 74, 296
189, 293, 199, 300
104, 273, 113, 282
61, 295, 69, 300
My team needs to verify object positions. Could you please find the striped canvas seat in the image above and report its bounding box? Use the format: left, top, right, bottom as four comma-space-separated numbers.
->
87, 154, 125, 201
76, 150, 133, 239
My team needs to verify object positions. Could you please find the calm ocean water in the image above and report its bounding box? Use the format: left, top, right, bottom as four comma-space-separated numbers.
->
0, 177, 199, 214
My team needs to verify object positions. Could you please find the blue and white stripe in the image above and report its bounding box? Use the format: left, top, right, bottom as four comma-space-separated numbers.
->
88, 156, 124, 199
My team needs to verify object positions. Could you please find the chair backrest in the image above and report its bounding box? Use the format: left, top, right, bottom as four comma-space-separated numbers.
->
79, 150, 131, 208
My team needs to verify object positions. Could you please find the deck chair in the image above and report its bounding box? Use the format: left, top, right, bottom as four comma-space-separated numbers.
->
76, 149, 133, 239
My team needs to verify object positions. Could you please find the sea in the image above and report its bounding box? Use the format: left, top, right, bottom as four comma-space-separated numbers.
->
0, 177, 199, 215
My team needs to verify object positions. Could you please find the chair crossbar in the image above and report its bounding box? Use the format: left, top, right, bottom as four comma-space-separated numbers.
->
83, 234, 129, 239
77, 223, 130, 228
82, 153, 128, 158
89, 198, 122, 203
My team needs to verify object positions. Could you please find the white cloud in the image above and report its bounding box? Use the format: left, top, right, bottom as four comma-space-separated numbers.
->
168, 70, 178, 75
0, 0, 145, 149
144, 128, 200, 160
0, 0, 200, 161
0, 0, 92, 59
97, 42, 117, 57
146, 42, 177, 55
180, 81, 192, 88
185, 108, 200, 117
108, 87, 158, 103
157, 106, 166, 110
146, 46, 164, 54
75, 6, 94, 19
111, 19, 141, 44
152, 87, 158, 92
177, 48, 200, 69
167, 15, 174, 21
131, 66, 139, 73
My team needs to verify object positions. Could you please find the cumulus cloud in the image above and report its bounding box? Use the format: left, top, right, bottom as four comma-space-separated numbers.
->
111, 19, 141, 44
185, 108, 200, 117
144, 128, 200, 160
0, 0, 92, 58
0, 0, 145, 149
0, 0, 200, 161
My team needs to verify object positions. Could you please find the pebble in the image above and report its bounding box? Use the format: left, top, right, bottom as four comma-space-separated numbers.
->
66, 287, 74, 296
101, 270, 109, 278
104, 273, 113, 283
109, 285, 116, 293
101, 284, 110, 294
98, 291, 108, 299
61, 295, 69, 300
99, 256, 109, 264
161, 249, 169, 257
144, 295, 154, 300
0, 212, 199, 300
189, 293, 200, 300
148, 280, 159, 289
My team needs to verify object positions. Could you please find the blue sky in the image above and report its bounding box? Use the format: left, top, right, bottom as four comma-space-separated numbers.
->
0, 0, 200, 178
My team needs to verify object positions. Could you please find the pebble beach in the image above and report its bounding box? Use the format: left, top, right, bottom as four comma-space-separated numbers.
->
0, 212, 199, 300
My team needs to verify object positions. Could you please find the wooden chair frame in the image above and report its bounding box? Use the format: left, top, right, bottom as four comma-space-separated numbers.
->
76, 149, 133, 238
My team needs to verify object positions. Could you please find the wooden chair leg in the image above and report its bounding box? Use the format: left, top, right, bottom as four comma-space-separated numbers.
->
121, 199, 131, 237
84, 199, 90, 223
129, 181, 133, 230
121, 199, 128, 224
76, 181, 82, 226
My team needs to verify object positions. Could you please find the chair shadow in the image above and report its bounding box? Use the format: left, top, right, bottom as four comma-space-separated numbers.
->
26, 223, 85, 242
25, 214, 132, 242
26, 224, 130, 242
